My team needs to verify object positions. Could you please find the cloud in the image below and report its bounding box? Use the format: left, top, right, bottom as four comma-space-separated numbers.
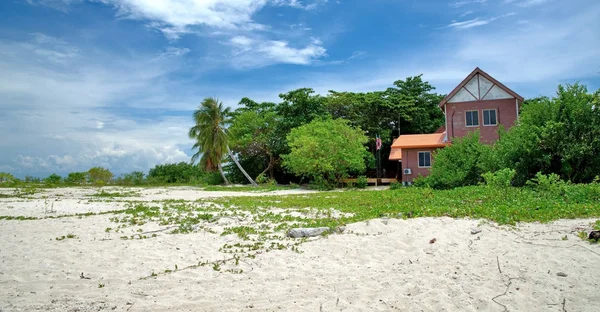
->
450, 0, 487, 8
504, 0, 549, 7
229, 36, 327, 68
444, 12, 515, 29
0, 33, 198, 177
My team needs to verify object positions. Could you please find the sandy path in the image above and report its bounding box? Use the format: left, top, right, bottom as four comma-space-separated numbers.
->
1, 188, 599, 311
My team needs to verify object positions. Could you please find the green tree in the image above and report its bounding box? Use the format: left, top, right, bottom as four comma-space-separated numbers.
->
44, 173, 62, 185
189, 97, 257, 186
87, 167, 113, 185
283, 118, 368, 184
229, 108, 281, 180
0, 172, 17, 184
147, 163, 203, 184
385, 75, 445, 135
65, 172, 87, 185
487, 83, 600, 185
122, 171, 145, 185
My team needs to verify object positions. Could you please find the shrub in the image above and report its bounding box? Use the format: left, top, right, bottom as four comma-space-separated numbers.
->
44, 174, 62, 185
65, 172, 87, 185
482, 168, 516, 188
122, 171, 145, 186
419, 131, 490, 189
147, 162, 203, 184
356, 176, 368, 189
389, 181, 402, 190
87, 167, 113, 185
283, 118, 368, 184
255, 173, 276, 185
526, 172, 569, 196
0, 172, 18, 184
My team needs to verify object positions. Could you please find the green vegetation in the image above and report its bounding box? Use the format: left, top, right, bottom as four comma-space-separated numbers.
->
55, 234, 78, 241
90, 189, 140, 198
422, 84, 600, 189
189, 97, 256, 186
283, 118, 368, 186
207, 184, 600, 227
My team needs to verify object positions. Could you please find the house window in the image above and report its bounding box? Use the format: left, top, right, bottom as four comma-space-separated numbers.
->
466, 110, 479, 127
418, 151, 431, 168
483, 109, 497, 126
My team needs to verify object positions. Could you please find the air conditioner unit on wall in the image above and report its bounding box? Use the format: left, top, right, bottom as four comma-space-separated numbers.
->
404, 168, 412, 175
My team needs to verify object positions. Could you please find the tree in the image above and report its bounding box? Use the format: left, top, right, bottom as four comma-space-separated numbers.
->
0, 172, 17, 184
44, 173, 62, 185
189, 97, 257, 186
385, 75, 445, 135
87, 167, 113, 185
65, 172, 87, 185
283, 118, 368, 184
229, 106, 282, 180
487, 83, 600, 185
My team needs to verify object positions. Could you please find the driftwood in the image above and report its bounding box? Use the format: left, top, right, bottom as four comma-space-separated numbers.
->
287, 226, 346, 238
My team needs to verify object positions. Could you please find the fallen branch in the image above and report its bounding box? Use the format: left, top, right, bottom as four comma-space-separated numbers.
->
496, 256, 502, 274
139, 226, 178, 235
492, 278, 519, 312
562, 298, 567, 312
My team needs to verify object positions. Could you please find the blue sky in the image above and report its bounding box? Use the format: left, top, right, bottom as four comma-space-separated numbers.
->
1, 0, 599, 178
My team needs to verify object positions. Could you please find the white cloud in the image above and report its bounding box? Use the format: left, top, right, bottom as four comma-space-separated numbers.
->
0, 34, 199, 177
444, 12, 515, 29
504, 0, 549, 7
450, 0, 487, 8
229, 37, 327, 68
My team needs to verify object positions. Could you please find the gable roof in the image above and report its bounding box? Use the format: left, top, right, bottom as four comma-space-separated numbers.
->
439, 67, 524, 108
391, 132, 449, 149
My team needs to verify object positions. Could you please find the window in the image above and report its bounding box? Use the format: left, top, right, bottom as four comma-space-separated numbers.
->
418, 151, 431, 168
466, 110, 479, 127
483, 109, 497, 126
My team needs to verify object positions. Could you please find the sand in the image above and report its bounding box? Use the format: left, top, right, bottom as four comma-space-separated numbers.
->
1, 187, 599, 311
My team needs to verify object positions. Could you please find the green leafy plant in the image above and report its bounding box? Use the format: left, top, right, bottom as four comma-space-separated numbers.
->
389, 181, 402, 190
356, 176, 368, 189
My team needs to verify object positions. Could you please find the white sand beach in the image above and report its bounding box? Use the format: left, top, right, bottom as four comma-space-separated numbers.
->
1, 187, 599, 311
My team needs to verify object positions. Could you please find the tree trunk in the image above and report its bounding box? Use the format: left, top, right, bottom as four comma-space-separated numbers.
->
227, 147, 258, 186
218, 163, 230, 185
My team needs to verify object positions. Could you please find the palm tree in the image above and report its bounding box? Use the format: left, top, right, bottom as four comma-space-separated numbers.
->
189, 97, 257, 186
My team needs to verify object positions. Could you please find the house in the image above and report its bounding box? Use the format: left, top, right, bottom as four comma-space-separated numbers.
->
389, 67, 524, 185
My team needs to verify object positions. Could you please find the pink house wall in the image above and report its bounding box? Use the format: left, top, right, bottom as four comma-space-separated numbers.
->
446, 98, 518, 143
401, 147, 439, 183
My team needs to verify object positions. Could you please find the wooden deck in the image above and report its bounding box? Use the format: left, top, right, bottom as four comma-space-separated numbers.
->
342, 178, 398, 185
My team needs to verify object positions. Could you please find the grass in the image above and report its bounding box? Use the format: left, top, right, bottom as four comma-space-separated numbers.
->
55, 233, 78, 241
202, 185, 297, 192
90, 189, 140, 198
206, 184, 600, 228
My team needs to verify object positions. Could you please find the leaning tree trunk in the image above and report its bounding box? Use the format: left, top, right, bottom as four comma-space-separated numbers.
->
217, 163, 230, 185
227, 147, 258, 186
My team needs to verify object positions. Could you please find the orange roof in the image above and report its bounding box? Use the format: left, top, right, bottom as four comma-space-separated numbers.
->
389, 148, 402, 160
391, 133, 449, 149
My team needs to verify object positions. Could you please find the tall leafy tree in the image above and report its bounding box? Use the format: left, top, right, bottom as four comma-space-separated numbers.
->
189, 97, 257, 186
283, 118, 369, 184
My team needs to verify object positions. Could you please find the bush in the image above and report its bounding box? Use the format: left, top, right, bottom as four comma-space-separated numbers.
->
525, 172, 569, 196
87, 167, 113, 185
122, 171, 145, 186
44, 174, 62, 185
389, 181, 402, 190
283, 118, 368, 184
419, 131, 490, 189
255, 173, 276, 185
482, 168, 516, 188
65, 172, 87, 185
489, 84, 600, 185
356, 176, 368, 189
147, 162, 203, 184
0, 172, 18, 184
